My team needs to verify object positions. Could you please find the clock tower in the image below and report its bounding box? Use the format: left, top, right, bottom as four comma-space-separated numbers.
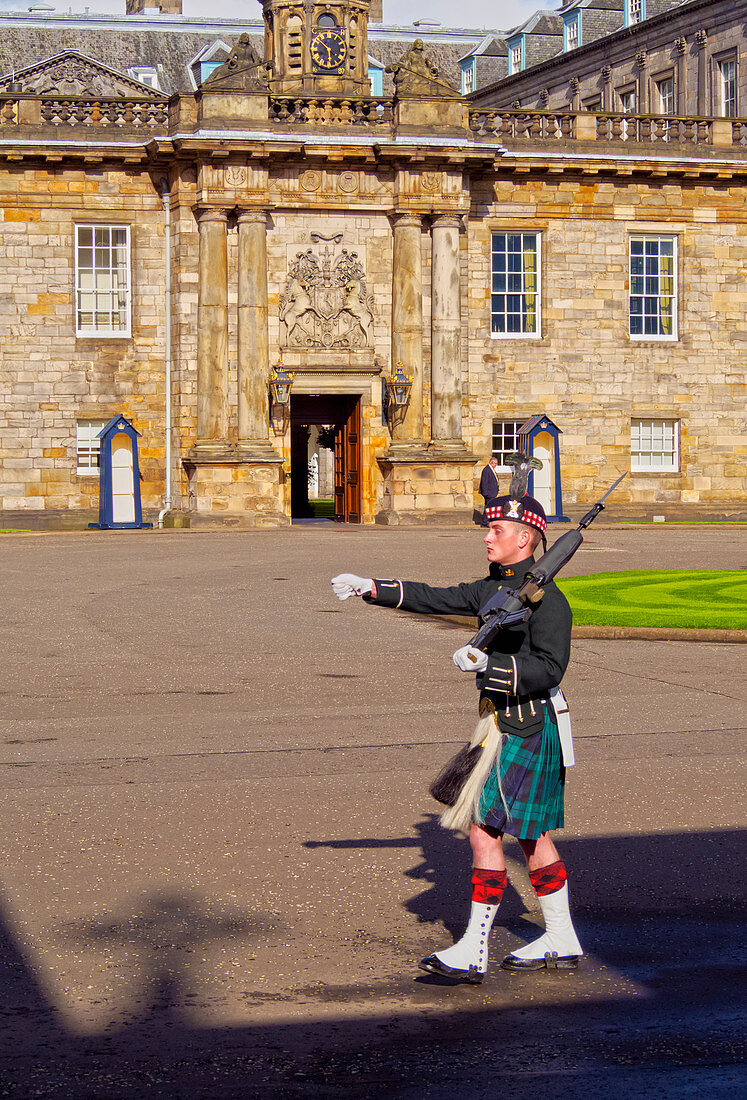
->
261, 0, 371, 96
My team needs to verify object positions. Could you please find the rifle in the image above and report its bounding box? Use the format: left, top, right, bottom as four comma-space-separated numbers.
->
467, 473, 628, 658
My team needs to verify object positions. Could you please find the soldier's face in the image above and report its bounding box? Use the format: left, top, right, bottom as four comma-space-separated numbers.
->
484, 520, 530, 565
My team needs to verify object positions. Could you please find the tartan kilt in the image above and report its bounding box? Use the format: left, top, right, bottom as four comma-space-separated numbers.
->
477, 708, 565, 840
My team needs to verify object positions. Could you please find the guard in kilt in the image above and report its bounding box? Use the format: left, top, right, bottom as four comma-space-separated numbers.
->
331, 492, 583, 983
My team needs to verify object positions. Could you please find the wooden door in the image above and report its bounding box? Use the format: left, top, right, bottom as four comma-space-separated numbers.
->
333, 397, 361, 523
333, 422, 345, 522
343, 398, 361, 523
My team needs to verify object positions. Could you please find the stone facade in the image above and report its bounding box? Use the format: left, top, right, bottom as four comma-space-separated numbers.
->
0, 4, 745, 526
470, 0, 745, 117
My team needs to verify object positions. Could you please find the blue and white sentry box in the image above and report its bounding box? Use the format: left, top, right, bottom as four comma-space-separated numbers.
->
518, 413, 569, 524
88, 414, 153, 530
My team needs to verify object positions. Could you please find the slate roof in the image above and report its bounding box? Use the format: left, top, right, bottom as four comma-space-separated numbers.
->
0, 13, 484, 95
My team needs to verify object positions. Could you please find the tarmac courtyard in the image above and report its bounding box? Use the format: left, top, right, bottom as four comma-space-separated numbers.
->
0, 523, 744, 1097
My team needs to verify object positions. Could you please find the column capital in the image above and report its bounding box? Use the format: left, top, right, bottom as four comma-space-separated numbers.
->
236, 207, 269, 226
193, 205, 230, 225
695, 29, 708, 48
392, 212, 423, 229
431, 213, 463, 230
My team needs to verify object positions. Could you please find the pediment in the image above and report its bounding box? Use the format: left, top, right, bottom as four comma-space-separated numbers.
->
0, 51, 168, 98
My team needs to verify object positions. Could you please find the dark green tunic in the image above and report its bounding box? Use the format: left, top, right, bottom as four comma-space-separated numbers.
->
364, 556, 573, 837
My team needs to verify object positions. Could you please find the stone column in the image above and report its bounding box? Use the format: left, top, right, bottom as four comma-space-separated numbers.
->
430, 213, 463, 446
390, 212, 423, 444
237, 208, 272, 448
601, 65, 612, 112
636, 51, 648, 114
695, 31, 708, 116
195, 207, 229, 448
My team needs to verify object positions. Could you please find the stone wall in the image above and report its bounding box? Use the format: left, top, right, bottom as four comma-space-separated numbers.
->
473, 0, 745, 118
0, 165, 166, 516
464, 172, 747, 515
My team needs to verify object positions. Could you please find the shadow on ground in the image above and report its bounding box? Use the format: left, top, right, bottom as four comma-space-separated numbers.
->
0, 826, 744, 1098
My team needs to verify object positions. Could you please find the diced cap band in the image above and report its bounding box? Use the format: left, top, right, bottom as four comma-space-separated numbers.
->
484, 494, 548, 533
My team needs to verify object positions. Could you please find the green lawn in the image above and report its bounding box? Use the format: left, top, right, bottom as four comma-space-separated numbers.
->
556, 570, 747, 630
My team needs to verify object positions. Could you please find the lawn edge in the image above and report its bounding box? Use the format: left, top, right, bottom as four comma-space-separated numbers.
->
571, 625, 745, 643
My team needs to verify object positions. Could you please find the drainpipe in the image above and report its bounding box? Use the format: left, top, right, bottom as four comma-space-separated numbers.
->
157, 177, 172, 529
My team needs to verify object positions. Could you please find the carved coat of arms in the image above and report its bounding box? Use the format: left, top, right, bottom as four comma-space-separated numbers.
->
279, 235, 375, 349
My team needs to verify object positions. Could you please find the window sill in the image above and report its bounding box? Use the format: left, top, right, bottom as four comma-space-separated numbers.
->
75, 332, 132, 341
630, 469, 680, 476
490, 332, 542, 341
628, 335, 678, 343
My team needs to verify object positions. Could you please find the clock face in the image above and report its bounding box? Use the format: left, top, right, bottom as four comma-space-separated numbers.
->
310, 29, 348, 71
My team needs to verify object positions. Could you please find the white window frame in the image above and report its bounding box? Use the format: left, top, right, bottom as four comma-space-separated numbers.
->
565, 18, 579, 52
718, 57, 737, 118
491, 419, 526, 470
619, 88, 636, 113
626, 0, 643, 27
490, 231, 542, 339
628, 235, 678, 341
128, 66, 160, 90
75, 224, 132, 338
462, 60, 475, 95
630, 418, 679, 473
509, 39, 523, 76
76, 419, 107, 475
656, 75, 675, 115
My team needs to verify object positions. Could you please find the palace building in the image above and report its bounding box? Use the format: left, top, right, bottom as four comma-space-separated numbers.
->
0, 0, 744, 526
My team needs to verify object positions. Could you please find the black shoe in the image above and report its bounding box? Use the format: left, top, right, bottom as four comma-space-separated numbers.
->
501, 951, 580, 971
418, 955, 484, 984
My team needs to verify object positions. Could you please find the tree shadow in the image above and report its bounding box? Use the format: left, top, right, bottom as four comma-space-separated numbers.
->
0, 827, 743, 1097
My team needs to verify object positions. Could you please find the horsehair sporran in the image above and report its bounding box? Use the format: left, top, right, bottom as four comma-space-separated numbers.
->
440, 711, 507, 833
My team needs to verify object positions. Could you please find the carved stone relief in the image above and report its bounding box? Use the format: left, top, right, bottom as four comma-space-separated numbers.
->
197, 161, 269, 203
0, 51, 167, 98
275, 167, 393, 204
279, 235, 375, 350
394, 167, 465, 209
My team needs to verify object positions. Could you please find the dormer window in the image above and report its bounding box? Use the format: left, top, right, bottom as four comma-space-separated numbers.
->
188, 40, 231, 90
565, 17, 579, 51
461, 57, 475, 94
368, 55, 384, 95
625, 0, 645, 27
128, 67, 160, 90
508, 37, 524, 76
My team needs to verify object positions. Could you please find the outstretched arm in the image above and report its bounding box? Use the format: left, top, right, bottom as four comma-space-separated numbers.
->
332, 574, 489, 617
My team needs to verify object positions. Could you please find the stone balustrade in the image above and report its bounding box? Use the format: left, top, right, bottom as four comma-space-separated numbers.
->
594, 112, 712, 143
469, 109, 576, 139
469, 107, 746, 147
39, 98, 169, 128
0, 98, 18, 124
0, 92, 742, 151
269, 95, 394, 128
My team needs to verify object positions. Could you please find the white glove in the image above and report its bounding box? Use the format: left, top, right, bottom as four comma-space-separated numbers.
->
331, 573, 374, 600
453, 644, 488, 672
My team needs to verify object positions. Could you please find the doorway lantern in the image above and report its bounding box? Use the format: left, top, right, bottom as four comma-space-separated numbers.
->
88, 414, 153, 530
517, 414, 568, 523
269, 355, 295, 433
269, 355, 295, 409
384, 361, 413, 428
